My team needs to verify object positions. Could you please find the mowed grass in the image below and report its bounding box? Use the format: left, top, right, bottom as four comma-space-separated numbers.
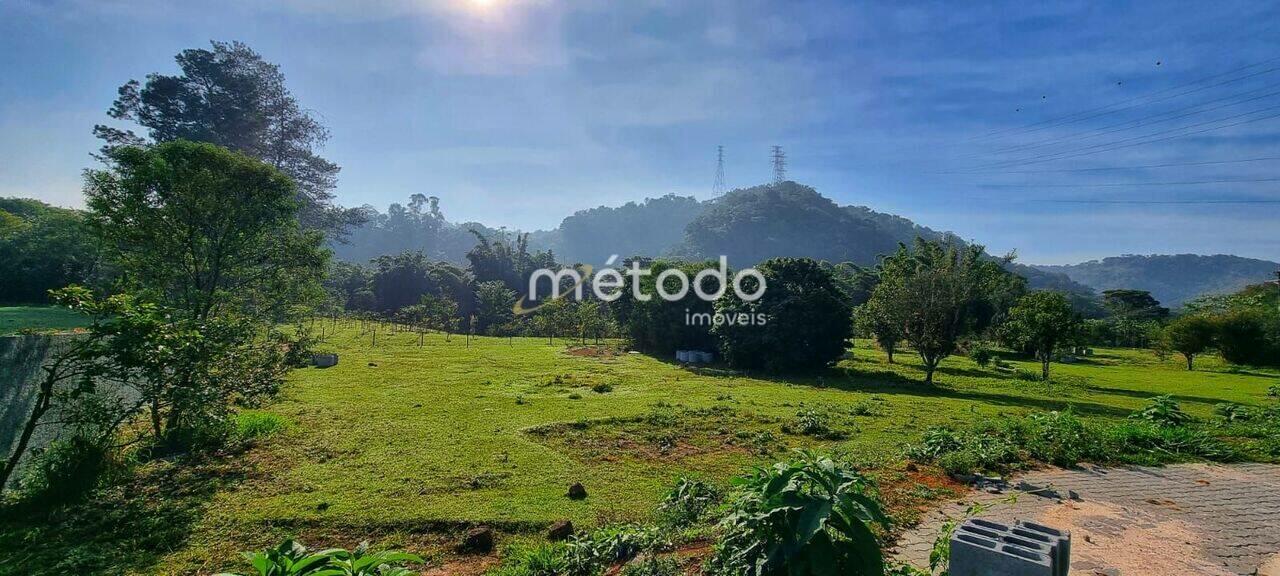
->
0, 306, 88, 335
146, 321, 1279, 574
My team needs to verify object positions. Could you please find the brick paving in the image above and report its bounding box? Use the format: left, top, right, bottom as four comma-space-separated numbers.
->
891, 463, 1280, 575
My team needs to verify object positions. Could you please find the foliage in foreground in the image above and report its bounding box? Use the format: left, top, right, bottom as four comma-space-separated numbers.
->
708, 452, 888, 576
905, 396, 1254, 475
215, 539, 423, 576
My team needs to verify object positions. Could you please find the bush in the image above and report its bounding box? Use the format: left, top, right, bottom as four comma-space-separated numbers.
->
17, 436, 115, 508
565, 524, 667, 576
1214, 403, 1256, 423
657, 477, 722, 528
1022, 410, 1091, 466
233, 410, 293, 442
905, 425, 1019, 475
709, 452, 887, 576
967, 345, 993, 367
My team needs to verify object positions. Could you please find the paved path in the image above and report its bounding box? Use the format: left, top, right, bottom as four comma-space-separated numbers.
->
891, 463, 1280, 575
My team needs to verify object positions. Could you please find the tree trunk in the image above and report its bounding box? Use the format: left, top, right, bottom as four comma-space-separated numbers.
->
1041, 357, 1050, 380
1186, 354, 1194, 371
886, 346, 895, 364
0, 378, 54, 489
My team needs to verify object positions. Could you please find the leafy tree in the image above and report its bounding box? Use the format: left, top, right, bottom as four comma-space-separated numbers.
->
576, 299, 610, 344
532, 297, 574, 344
466, 230, 556, 294
93, 41, 359, 234
1102, 289, 1169, 321
83, 140, 327, 444
1216, 310, 1272, 366
0, 198, 99, 304
1163, 315, 1216, 370
853, 299, 900, 363
868, 239, 1023, 384
714, 258, 852, 372
613, 259, 718, 356
420, 293, 460, 340
474, 280, 516, 334
1001, 291, 1079, 380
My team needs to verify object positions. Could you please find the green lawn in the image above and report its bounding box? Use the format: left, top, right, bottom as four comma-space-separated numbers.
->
5, 321, 1278, 575
0, 306, 88, 335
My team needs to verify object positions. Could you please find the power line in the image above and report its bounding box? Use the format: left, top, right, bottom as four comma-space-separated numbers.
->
937, 156, 1280, 175
969, 55, 1280, 142
980, 177, 1280, 188
982, 83, 1280, 156
974, 103, 1280, 170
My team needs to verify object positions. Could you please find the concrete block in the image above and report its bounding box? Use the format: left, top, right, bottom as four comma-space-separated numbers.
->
312, 353, 338, 368
1017, 520, 1072, 576
950, 532, 1053, 576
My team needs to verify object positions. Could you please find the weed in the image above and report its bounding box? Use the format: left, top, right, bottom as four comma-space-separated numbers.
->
591, 382, 613, 394
657, 477, 722, 527
1130, 394, 1192, 427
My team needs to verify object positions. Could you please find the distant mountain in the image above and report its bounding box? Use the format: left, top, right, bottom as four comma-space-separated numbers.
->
1035, 255, 1280, 308
531, 194, 706, 265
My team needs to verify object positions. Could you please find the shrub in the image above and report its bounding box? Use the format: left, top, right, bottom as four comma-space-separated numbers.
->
967, 345, 993, 367
17, 435, 115, 508
1129, 395, 1192, 427
905, 427, 962, 461
565, 524, 667, 575
657, 477, 722, 527
708, 452, 887, 576
782, 409, 848, 440
1022, 410, 1092, 466
233, 410, 293, 442
592, 382, 613, 394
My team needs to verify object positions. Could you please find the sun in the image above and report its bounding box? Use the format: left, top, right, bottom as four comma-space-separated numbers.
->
467, 0, 498, 9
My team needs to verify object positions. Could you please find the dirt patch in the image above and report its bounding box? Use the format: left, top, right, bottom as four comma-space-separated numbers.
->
565, 345, 626, 358
525, 404, 785, 462
1037, 499, 1233, 576
423, 554, 500, 576
1260, 553, 1280, 576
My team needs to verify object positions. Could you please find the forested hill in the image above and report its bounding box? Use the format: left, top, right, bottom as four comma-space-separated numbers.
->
1035, 255, 1280, 308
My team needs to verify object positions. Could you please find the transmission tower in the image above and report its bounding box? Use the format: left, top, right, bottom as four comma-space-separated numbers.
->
771, 145, 787, 183
713, 145, 726, 195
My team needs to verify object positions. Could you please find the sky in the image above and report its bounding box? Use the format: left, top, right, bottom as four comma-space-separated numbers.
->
2, 0, 1278, 264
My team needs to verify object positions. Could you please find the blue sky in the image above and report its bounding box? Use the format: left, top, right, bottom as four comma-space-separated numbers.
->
2, 0, 1278, 264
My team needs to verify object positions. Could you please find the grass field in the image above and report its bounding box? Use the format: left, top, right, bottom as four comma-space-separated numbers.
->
0, 306, 88, 335
3, 320, 1278, 575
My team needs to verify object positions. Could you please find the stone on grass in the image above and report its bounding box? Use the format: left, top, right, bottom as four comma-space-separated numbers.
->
547, 519, 574, 541
567, 482, 588, 500
460, 526, 494, 553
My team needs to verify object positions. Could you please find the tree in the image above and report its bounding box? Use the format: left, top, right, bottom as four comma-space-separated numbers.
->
714, 258, 852, 372
576, 299, 609, 344
473, 280, 516, 334
1216, 310, 1271, 366
421, 294, 459, 341
853, 299, 900, 363
93, 41, 359, 234
1161, 315, 1216, 370
1001, 291, 1079, 380
0, 199, 99, 304
83, 140, 327, 444
1102, 289, 1169, 321
868, 239, 1023, 384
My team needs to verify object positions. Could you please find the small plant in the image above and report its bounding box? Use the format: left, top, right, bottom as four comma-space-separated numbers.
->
905, 427, 962, 461
565, 524, 667, 575
215, 539, 423, 576
591, 382, 613, 394
620, 555, 680, 576
1023, 409, 1089, 466
783, 409, 847, 439
657, 477, 722, 527
489, 542, 569, 576
1214, 403, 1256, 423
1268, 385, 1279, 397
568, 392, 582, 400
515, 395, 526, 405
709, 452, 888, 576
1130, 395, 1192, 427
234, 410, 293, 442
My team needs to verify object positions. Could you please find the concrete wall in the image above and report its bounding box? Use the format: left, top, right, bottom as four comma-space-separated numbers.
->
0, 334, 73, 485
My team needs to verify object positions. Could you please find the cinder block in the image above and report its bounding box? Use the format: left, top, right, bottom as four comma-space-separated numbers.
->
312, 353, 338, 368
1016, 520, 1072, 576
949, 532, 1053, 576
